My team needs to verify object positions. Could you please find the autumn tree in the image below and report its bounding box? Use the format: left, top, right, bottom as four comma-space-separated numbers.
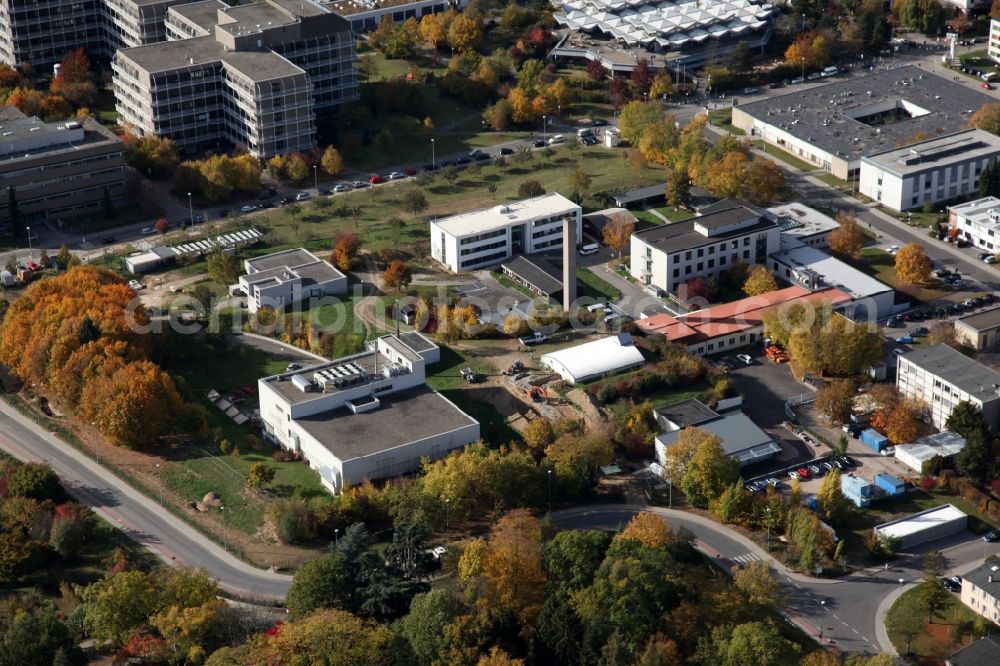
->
330, 231, 361, 272
742, 265, 778, 296
884, 400, 922, 445
828, 211, 866, 258
817, 468, 849, 524
207, 252, 240, 286
517, 179, 544, 198
419, 13, 447, 63
321, 145, 343, 176
741, 158, 785, 206
602, 214, 635, 257
120, 127, 180, 178
401, 189, 429, 217
246, 462, 276, 490
971, 103, 1000, 135
477, 509, 547, 624
447, 13, 482, 53
666, 427, 740, 507
569, 168, 592, 201
615, 512, 674, 548
248, 608, 395, 665
895, 243, 932, 284
50, 48, 96, 105
522, 418, 555, 450
928, 321, 957, 347
383, 260, 412, 291
732, 560, 784, 608
815, 379, 856, 425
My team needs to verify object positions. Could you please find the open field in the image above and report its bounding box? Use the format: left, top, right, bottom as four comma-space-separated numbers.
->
886, 585, 982, 659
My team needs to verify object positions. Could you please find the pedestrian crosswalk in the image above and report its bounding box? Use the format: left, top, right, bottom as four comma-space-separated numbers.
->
731, 553, 763, 566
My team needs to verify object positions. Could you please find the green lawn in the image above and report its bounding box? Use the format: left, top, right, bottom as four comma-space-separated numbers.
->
576, 267, 621, 302
707, 108, 744, 135
855, 248, 951, 301
815, 173, 852, 192
886, 585, 982, 659
632, 210, 665, 226
753, 140, 817, 172
491, 270, 536, 299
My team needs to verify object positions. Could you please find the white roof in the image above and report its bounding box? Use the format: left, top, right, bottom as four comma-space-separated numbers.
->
769, 203, 840, 239
874, 504, 966, 541
430, 193, 580, 238
770, 244, 891, 299
895, 431, 966, 463
541, 333, 645, 382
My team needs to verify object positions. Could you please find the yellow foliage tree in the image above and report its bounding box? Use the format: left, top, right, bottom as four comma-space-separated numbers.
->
614, 512, 674, 547
742, 264, 778, 296
895, 242, 932, 284
827, 211, 865, 258
478, 509, 546, 623
508, 87, 536, 125
447, 14, 483, 53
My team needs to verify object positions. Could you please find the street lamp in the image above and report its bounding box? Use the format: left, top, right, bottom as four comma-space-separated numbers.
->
220, 505, 228, 552
26, 226, 32, 261
819, 600, 826, 641
542, 115, 548, 144
155, 463, 163, 506
187, 192, 193, 228
444, 498, 450, 532
431, 138, 436, 169
334, 527, 339, 547
765, 506, 772, 551
547, 469, 553, 512
800, 56, 806, 82
313, 165, 318, 192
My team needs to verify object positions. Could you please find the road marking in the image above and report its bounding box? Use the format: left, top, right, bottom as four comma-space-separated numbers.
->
832, 614, 839, 620
852, 629, 860, 635
731, 553, 762, 566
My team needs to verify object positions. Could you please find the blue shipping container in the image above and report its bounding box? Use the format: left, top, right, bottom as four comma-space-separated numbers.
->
861, 429, 888, 452
875, 473, 905, 497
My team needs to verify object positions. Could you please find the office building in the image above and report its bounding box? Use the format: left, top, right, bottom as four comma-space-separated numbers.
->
859, 130, 1000, 211
629, 199, 779, 295
768, 203, 840, 248
429, 193, 582, 273
956, 307, 1000, 351
326, 0, 465, 34
0, 107, 127, 231
948, 196, 1000, 254
653, 396, 780, 468
991, 19, 1000, 65
731, 66, 995, 179
960, 561, 1000, 625
113, 0, 357, 158
237, 248, 347, 313
896, 343, 1000, 432
258, 333, 480, 494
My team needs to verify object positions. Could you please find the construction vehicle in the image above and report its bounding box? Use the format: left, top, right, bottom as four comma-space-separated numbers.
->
765, 345, 789, 364
504, 361, 525, 376
527, 386, 548, 403
460, 367, 483, 384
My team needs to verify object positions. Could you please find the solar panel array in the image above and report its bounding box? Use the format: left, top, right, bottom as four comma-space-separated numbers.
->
172, 228, 263, 257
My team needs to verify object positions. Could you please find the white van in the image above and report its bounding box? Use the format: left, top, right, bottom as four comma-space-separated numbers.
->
547, 134, 564, 145
821, 66, 839, 77
579, 243, 599, 256
586, 301, 607, 312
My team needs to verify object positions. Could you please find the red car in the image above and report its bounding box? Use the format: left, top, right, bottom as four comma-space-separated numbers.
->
369, 174, 386, 184
797, 467, 810, 479
403, 167, 417, 176
982, 82, 994, 90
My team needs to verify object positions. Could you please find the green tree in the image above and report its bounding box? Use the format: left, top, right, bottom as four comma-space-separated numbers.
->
618, 100, 666, 145
55, 244, 73, 269
206, 252, 240, 286
286, 553, 352, 617
980, 158, 1000, 197
816, 468, 848, 525
5, 462, 63, 500
0, 606, 85, 666
732, 560, 784, 608
518, 179, 545, 198
675, 428, 740, 507
885, 594, 926, 654
401, 189, 429, 218
956, 428, 996, 485
543, 530, 612, 598
245, 462, 275, 490
947, 400, 987, 439
400, 589, 459, 665
80, 570, 161, 645
569, 168, 593, 200
709, 621, 800, 666
248, 608, 395, 665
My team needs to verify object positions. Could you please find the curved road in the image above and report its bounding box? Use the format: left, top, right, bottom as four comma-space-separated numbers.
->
553, 504, 1000, 656
0, 398, 292, 601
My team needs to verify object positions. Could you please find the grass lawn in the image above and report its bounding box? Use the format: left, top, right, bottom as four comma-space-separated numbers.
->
753, 140, 817, 172
708, 108, 744, 135
491, 270, 536, 299
815, 173, 853, 192
632, 209, 665, 226
886, 585, 982, 659
425, 344, 522, 445
576, 267, 621, 302
855, 248, 951, 302
651, 205, 691, 222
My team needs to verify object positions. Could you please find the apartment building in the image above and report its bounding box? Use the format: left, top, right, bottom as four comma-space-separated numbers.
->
629, 199, 779, 295
896, 343, 1000, 432
859, 129, 1000, 212
258, 333, 479, 494
113, 0, 357, 158
0, 0, 197, 68
237, 247, 347, 313
960, 561, 1000, 626
948, 196, 1000, 254
430, 193, 582, 273
991, 19, 1000, 65
0, 107, 127, 232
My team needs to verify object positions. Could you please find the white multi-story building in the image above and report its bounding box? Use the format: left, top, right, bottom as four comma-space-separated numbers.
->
948, 196, 1000, 254
767, 203, 840, 248
237, 248, 347, 313
896, 343, 1000, 432
258, 332, 480, 494
859, 129, 1000, 212
429, 193, 581, 273
960, 561, 1000, 626
991, 19, 1000, 64
629, 199, 779, 295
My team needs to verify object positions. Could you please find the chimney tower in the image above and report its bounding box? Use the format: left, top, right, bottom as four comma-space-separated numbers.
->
562, 215, 577, 313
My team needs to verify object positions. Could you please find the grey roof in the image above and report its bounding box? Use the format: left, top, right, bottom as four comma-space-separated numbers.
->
698, 197, 769, 219
901, 344, 1000, 403
957, 306, 1000, 333
862, 129, 1000, 178
895, 430, 966, 462
656, 398, 717, 428
382, 336, 421, 363
736, 65, 996, 164
168, 0, 221, 32
656, 399, 778, 461
293, 261, 346, 286
947, 635, 1000, 666
295, 385, 478, 462
0, 108, 120, 164
117, 32, 304, 80
398, 331, 435, 353
500, 255, 563, 296
961, 562, 1000, 601
632, 207, 776, 253
612, 184, 666, 207
247, 248, 319, 272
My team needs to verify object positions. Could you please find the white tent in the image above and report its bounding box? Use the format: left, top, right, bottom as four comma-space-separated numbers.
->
541, 333, 645, 383
894, 431, 966, 472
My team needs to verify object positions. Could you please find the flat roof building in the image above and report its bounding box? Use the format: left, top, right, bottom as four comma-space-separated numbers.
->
859, 129, 1000, 212
635, 285, 852, 356
430, 194, 582, 273
874, 504, 967, 549
894, 430, 966, 473
897, 343, 1000, 432
113, 0, 357, 158
956, 306, 1000, 351
768, 240, 895, 321
960, 561, 1000, 626
948, 196, 1000, 256
326, 0, 466, 33
238, 248, 347, 313
499, 255, 564, 302
767, 203, 840, 248
731, 66, 996, 179
0, 108, 128, 232
540, 332, 645, 383
258, 333, 478, 493
653, 396, 780, 468
629, 199, 780, 296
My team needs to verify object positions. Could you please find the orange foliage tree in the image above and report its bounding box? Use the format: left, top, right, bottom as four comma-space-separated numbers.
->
478, 509, 546, 624
330, 232, 361, 272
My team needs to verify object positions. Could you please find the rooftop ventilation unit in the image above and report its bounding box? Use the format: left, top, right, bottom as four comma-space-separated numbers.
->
291, 374, 313, 393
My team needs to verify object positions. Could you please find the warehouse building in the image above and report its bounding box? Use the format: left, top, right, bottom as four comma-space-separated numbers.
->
430, 194, 582, 273
859, 129, 1000, 212
896, 344, 1000, 432
894, 431, 967, 473
731, 66, 995, 179
258, 333, 479, 494
955, 307, 1000, 351
874, 504, 967, 549
541, 333, 645, 383
653, 397, 780, 468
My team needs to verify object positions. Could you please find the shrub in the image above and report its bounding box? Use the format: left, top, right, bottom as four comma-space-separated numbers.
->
920, 476, 936, 491
218, 439, 232, 455
595, 383, 618, 404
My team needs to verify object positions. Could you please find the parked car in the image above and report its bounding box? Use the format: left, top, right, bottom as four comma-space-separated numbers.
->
912, 327, 929, 337
766, 477, 781, 488
591, 118, 608, 126
128, 279, 145, 290
984, 530, 1000, 542
218, 209, 230, 218
422, 163, 439, 171
101, 236, 117, 244
940, 577, 961, 592
742, 86, 759, 95
880, 446, 896, 456
808, 464, 824, 477
499, 147, 514, 155
295, 192, 311, 201
982, 82, 994, 90
895, 335, 913, 344
839, 455, 857, 467
140, 227, 156, 235
797, 467, 810, 479
403, 167, 417, 176
286, 363, 301, 372
788, 470, 800, 480
736, 354, 753, 365
388, 171, 406, 180
369, 175, 386, 184
333, 183, 351, 193
351, 181, 368, 189
240, 204, 258, 213
532, 139, 545, 148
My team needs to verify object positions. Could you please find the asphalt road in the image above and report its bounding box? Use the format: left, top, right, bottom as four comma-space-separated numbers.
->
0, 397, 293, 601
553, 504, 1000, 656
